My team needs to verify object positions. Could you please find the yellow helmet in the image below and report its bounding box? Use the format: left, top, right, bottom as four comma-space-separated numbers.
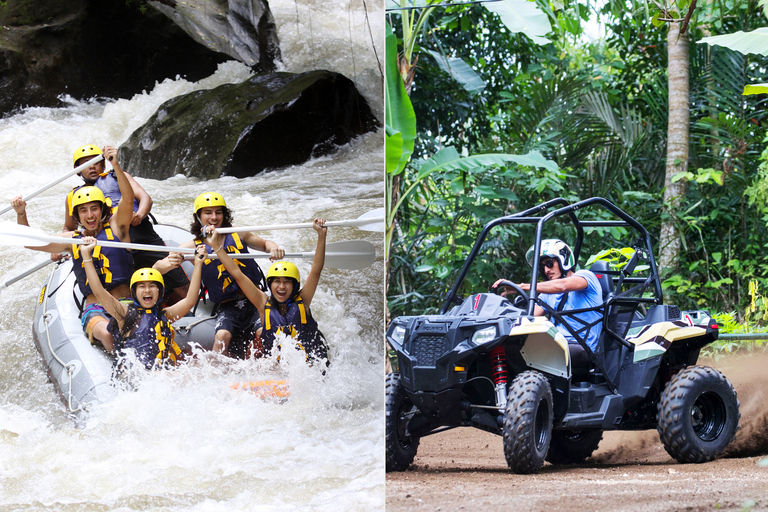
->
267, 261, 300, 282
130, 268, 165, 299
71, 186, 106, 211
73, 144, 103, 167
194, 192, 227, 213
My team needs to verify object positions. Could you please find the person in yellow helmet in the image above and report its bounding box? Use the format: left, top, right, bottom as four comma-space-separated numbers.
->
154, 192, 285, 359
203, 218, 329, 365
78, 236, 207, 370
11, 145, 135, 353
57, 144, 191, 304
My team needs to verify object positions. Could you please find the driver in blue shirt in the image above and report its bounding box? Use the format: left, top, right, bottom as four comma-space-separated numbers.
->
494, 239, 603, 353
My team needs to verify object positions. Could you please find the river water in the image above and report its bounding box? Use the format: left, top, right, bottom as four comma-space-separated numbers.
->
0, 0, 384, 510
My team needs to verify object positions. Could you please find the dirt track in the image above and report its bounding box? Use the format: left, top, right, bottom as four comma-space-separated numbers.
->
386, 354, 768, 511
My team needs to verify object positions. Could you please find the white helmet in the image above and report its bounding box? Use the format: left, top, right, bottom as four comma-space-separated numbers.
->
525, 239, 575, 272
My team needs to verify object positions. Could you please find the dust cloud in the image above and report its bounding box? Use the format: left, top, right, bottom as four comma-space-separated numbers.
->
593, 353, 768, 464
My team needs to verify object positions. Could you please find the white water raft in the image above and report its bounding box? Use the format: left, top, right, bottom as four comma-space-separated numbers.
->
31, 224, 218, 421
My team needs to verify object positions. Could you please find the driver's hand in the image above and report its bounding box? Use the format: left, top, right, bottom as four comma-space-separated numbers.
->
493, 279, 514, 297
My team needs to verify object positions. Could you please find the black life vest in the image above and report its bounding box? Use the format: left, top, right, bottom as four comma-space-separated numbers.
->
114, 306, 180, 369
71, 223, 133, 297
195, 233, 267, 303
262, 292, 326, 362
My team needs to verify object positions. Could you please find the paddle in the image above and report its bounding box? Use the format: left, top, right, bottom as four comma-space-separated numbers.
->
0, 222, 198, 254
209, 240, 376, 271
0, 259, 56, 291
0, 223, 376, 271
213, 208, 385, 234
0, 155, 105, 217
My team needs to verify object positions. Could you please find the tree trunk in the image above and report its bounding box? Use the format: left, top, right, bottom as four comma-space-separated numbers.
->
659, 22, 690, 302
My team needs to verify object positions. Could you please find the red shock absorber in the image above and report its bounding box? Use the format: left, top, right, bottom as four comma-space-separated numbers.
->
491, 346, 508, 408
491, 346, 507, 386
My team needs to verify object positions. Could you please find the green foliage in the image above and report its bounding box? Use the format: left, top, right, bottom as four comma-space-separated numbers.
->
387, 0, 768, 320
700, 281, 768, 358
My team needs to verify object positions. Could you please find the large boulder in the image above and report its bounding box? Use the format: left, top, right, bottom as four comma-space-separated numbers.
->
119, 70, 380, 179
0, 0, 278, 115
149, 0, 280, 69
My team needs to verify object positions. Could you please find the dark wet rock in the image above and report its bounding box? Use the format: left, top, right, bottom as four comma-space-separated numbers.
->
0, 0, 280, 115
119, 70, 381, 179
149, 0, 280, 71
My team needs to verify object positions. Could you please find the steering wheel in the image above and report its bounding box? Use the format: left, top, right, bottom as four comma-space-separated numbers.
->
493, 280, 529, 309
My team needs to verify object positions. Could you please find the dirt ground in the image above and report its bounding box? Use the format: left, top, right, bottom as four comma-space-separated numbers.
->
386, 353, 768, 511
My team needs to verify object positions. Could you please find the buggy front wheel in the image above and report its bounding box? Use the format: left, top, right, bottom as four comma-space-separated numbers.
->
385, 372, 420, 472
502, 370, 553, 474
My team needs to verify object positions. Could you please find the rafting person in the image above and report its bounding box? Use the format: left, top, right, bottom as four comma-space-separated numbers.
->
10, 146, 134, 353
55, 144, 191, 304
78, 236, 207, 369
204, 218, 330, 366
155, 192, 284, 359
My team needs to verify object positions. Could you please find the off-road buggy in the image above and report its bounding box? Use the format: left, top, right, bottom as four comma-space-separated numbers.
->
386, 197, 740, 474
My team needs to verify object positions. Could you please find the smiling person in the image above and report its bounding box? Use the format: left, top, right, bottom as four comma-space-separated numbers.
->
79, 236, 207, 370
58, 144, 190, 303
11, 145, 134, 353
204, 218, 330, 366
154, 192, 284, 359
494, 239, 603, 353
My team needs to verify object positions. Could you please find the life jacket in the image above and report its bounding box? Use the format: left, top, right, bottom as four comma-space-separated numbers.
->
262, 292, 326, 361
114, 306, 181, 369
72, 223, 133, 297
194, 233, 267, 303
68, 171, 140, 215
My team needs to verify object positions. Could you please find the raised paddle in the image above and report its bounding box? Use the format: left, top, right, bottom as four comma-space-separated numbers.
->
0, 222, 197, 254
0, 223, 376, 271
213, 208, 385, 234
208, 240, 376, 271
0, 155, 105, 217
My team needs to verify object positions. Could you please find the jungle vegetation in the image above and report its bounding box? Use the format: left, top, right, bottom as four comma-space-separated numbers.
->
385, 0, 768, 344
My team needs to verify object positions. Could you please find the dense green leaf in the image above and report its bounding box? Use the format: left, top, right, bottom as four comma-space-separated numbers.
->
425, 50, 486, 96
483, 0, 552, 45
699, 27, 768, 56
385, 23, 416, 176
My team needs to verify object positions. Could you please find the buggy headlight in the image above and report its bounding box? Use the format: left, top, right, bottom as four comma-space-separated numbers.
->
391, 325, 406, 344
471, 326, 497, 345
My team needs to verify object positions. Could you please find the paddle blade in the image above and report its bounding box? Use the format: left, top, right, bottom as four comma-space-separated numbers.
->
353, 208, 385, 232
0, 223, 50, 247
231, 380, 290, 399
325, 240, 376, 270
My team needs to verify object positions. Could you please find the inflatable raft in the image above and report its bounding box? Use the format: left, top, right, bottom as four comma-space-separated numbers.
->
31, 224, 218, 421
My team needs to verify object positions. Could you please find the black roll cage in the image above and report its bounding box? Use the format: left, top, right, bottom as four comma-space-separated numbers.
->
439, 197, 664, 316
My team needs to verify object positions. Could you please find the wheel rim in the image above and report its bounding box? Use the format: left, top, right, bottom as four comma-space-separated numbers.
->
690, 391, 727, 442
534, 399, 550, 450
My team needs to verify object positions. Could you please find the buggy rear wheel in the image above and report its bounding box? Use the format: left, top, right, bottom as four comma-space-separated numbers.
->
502, 370, 553, 474
385, 372, 420, 472
657, 365, 740, 463
546, 429, 603, 465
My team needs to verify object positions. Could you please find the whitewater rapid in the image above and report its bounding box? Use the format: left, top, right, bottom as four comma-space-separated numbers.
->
0, 0, 385, 509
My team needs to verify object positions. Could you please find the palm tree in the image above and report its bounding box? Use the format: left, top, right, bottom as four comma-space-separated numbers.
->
658, 21, 689, 290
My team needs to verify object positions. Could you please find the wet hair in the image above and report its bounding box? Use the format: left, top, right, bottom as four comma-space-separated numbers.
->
73, 202, 112, 227
189, 206, 234, 237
